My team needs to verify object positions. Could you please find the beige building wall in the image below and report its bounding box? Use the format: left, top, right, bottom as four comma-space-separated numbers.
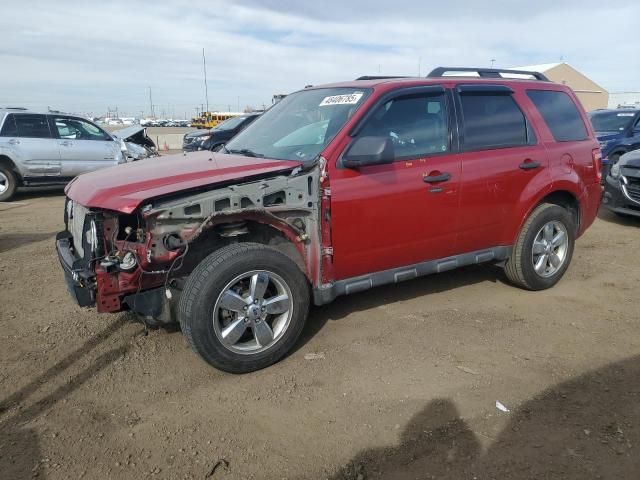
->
543, 63, 609, 112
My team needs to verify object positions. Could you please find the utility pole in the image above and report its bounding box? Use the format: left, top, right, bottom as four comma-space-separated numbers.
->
490, 59, 496, 68
202, 48, 209, 113
418, 56, 421, 77
148, 86, 154, 118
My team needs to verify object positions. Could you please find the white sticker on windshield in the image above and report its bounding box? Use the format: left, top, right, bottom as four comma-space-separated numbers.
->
617, 113, 635, 116
319, 92, 363, 106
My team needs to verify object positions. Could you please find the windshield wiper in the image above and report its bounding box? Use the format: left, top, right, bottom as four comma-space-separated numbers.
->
227, 148, 264, 158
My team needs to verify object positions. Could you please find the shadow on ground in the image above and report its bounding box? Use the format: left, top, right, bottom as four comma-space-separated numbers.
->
331, 355, 640, 479
0, 232, 57, 253
0, 316, 134, 479
597, 208, 640, 227
293, 264, 505, 353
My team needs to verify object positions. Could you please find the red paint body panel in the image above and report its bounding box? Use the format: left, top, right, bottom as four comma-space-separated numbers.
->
65, 151, 301, 213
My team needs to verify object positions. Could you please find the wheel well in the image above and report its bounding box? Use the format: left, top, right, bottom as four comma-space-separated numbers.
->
538, 191, 580, 232
0, 155, 19, 174
180, 220, 306, 278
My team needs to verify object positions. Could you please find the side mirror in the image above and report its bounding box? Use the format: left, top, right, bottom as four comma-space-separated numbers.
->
342, 136, 395, 168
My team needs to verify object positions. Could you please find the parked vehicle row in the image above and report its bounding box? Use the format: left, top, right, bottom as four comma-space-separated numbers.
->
56, 67, 602, 373
182, 113, 260, 152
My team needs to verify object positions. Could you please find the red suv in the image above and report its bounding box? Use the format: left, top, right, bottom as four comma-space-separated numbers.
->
57, 67, 603, 373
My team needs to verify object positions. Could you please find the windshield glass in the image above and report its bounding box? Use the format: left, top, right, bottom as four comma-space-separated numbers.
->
589, 111, 636, 132
224, 87, 370, 162
214, 116, 249, 131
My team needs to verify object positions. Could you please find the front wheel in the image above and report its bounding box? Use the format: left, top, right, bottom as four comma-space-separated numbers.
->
504, 203, 575, 290
0, 165, 17, 202
178, 243, 310, 373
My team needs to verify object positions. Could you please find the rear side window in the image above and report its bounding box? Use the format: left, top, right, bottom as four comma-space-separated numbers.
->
5, 114, 52, 138
527, 90, 588, 142
0, 114, 17, 136
459, 94, 528, 150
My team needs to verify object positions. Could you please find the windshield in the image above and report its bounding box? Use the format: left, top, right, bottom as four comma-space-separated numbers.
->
214, 116, 249, 131
224, 87, 370, 162
589, 111, 636, 132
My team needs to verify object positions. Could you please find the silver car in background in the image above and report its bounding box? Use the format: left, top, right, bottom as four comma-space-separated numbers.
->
0, 108, 126, 201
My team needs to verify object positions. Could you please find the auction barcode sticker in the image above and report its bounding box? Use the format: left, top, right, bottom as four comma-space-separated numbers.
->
319, 92, 364, 106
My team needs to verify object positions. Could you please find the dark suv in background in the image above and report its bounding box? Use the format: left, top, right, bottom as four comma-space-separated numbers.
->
182, 113, 260, 152
588, 108, 640, 175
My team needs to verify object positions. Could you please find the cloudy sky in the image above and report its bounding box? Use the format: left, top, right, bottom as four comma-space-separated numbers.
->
1, 0, 638, 117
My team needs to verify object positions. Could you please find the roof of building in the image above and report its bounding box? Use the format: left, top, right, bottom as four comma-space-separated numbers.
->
510, 63, 563, 72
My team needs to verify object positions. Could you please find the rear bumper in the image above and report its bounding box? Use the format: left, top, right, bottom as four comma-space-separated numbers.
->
55, 231, 96, 307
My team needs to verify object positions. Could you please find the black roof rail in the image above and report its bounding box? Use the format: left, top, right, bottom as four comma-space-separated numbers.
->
355, 76, 410, 81
427, 67, 549, 82
3, 106, 28, 110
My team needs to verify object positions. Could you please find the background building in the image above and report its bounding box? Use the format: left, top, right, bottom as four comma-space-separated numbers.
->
512, 62, 609, 111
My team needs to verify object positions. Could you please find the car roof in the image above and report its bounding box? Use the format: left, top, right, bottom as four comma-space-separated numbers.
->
590, 108, 640, 114
303, 76, 568, 94
0, 107, 74, 116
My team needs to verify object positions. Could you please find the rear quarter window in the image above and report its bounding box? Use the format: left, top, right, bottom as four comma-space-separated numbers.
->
527, 90, 588, 142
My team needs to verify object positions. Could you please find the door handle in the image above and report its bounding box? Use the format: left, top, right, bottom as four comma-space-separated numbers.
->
519, 160, 540, 170
8, 138, 20, 145
423, 172, 451, 183
60, 140, 73, 146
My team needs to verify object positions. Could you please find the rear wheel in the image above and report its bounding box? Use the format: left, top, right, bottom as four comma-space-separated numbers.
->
504, 203, 575, 290
0, 165, 17, 202
178, 243, 310, 373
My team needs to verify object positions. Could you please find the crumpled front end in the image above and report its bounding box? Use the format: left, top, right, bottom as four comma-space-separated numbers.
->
56, 164, 324, 324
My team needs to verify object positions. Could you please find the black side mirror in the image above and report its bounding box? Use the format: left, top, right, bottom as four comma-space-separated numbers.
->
342, 136, 395, 168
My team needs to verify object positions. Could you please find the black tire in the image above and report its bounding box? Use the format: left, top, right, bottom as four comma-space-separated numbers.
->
504, 203, 575, 290
178, 243, 310, 373
0, 164, 17, 202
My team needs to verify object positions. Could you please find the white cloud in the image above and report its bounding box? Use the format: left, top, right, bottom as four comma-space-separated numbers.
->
0, 0, 637, 116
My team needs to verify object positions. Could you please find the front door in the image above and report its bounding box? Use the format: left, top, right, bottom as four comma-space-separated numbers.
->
51, 116, 121, 176
329, 88, 462, 280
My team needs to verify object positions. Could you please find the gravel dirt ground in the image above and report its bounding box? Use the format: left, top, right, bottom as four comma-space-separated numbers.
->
1, 191, 639, 479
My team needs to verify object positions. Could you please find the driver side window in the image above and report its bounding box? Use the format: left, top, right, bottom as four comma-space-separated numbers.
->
53, 117, 110, 141
359, 92, 450, 160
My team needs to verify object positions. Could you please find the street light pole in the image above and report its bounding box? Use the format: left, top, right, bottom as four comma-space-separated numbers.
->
202, 47, 209, 114
148, 86, 154, 119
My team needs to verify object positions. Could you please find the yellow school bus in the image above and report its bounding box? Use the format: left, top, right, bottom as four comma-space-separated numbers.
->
191, 112, 243, 129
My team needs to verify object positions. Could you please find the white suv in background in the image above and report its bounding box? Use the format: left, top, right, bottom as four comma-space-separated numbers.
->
0, 108, 126, 201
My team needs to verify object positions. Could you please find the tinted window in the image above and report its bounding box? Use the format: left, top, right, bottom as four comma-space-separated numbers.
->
359, 93, 449, 160
527, 90, 588, 142
460, 94, 528, 150
0, 114, 17, 136
8, 114, 52, 138
588, 110, 635, 132
53, 117, 110, 141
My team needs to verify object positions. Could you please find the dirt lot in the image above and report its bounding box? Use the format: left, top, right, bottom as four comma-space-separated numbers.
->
1, 191, 639, 479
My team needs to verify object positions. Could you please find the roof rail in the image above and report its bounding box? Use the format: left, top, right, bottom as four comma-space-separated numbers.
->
427, 67, 549, 82
3, 106, 28, 110
355, 76, 410, 81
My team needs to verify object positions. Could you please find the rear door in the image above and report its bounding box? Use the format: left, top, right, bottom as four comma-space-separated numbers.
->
454, 85, 551, 252
51, 116, 121, 176
330, 87, 462, 279
0, 113, 61, 177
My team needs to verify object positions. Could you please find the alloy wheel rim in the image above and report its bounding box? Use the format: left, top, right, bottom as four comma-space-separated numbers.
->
531, 220, 569, 278
0, 171, 8, 194
213, 270, 293, 355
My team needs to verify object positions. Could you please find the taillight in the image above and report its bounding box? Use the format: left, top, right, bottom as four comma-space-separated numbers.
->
592, 148, 602, 182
